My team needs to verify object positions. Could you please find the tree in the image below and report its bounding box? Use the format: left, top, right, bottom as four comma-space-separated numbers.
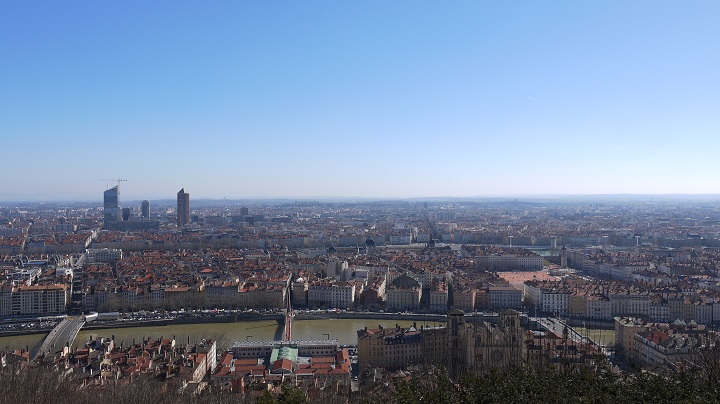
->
277, 384, 307, 404
256, 390, 277, 404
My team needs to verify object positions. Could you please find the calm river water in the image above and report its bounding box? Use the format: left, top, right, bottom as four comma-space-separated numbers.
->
0, 318, 445, 352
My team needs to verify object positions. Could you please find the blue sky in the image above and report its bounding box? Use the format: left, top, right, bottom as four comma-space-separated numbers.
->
1, 1, 719, 201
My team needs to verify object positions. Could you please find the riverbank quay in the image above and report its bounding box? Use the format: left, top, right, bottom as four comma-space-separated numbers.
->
1, 311, 431, 337
1, 310, 513, 338
81, 313, 277, 331
77, 312, 449, 333
0, 329, 50, 337
0, 313, 269, 337
295, 311, 448, 323
0, 318, 61, 337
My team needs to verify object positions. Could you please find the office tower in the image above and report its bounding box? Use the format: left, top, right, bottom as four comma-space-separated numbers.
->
141, 200, 150, 219
122, 207, 131, 221
103, 186, 119, 230
240, 207, 249, 216
177, 188, 190, 226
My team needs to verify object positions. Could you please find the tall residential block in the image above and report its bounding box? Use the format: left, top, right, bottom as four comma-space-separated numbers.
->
141, 200, 150, 219
103, 186, 119, 230
177, 188, 190, 226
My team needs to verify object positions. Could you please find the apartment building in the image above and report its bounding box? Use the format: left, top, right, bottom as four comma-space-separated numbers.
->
429, 282, 449, 313
487, 284, 523, 310
453, 288, 477, 312
11, 284, 69, 315
386, 286, 421, 311
238, 284, 286, 309
307, 280, 355, 309
633, 323, 713, 368
614, 317, 649, 361
86, 248, 123, 263
357, 324, 428, 371
473, 253, 543, 271
524, 280, 570, 316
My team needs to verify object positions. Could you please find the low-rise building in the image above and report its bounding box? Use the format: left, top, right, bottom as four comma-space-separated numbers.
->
222, 340, 352, 393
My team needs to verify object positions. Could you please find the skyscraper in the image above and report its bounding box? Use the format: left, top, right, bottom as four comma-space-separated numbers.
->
141, 200, 150, 219
103, 186, 119, 230
177, 188, 190, 226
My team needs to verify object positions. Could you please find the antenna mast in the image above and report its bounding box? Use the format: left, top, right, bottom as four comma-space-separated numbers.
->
100, 178, 128, 189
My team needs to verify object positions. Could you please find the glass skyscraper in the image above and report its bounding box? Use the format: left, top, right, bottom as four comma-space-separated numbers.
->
141, 200, 150, 219
103, 186, 119, 230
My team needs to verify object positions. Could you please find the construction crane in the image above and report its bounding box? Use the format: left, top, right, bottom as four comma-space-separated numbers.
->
100, 178, 127, 190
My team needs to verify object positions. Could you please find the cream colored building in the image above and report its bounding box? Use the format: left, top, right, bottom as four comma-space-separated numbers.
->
12, 284, 69, 315
614, 317, 648, 362
386, 286, 421, 311
357, 324, 447, 371
453, 288, 477, 312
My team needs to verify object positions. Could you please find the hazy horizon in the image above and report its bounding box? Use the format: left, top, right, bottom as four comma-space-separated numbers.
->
3, 192, 720, 204
2, 1, 719, 200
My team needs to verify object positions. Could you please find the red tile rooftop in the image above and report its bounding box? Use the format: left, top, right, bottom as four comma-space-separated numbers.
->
310, 357, 335, 363
234, 358, 258, 366
310, 363, 332, 369
236, 365, 266, 372
16, 284, 67, 291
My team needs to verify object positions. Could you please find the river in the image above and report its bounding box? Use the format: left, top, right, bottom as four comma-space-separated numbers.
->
0, 318, 444, 352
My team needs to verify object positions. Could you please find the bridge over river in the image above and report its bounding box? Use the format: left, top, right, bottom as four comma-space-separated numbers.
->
34, 317, 84, 359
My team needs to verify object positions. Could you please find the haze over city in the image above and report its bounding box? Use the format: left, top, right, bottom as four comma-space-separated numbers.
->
2, 1, 719, 201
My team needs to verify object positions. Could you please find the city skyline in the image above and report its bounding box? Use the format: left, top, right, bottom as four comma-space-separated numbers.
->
2, 1, 719, 201
6, 184, 720, 204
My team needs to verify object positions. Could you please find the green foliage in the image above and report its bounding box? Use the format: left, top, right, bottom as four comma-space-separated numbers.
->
3, 360, 720, 404
277, 384, 307, 404
256, 389, 277, 404
382, 364, 720, 404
